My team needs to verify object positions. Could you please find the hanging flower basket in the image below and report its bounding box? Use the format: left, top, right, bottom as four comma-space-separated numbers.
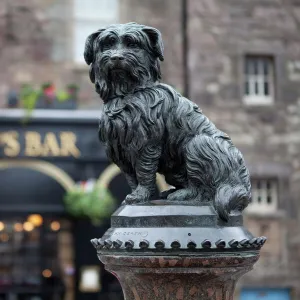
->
19, 82, 79, 121
63, 179, 116, 225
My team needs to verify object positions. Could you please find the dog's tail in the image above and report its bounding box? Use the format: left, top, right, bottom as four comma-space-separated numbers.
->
214, 184, 250, 221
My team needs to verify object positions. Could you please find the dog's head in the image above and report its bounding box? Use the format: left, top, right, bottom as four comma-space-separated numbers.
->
84, 22, 164, 102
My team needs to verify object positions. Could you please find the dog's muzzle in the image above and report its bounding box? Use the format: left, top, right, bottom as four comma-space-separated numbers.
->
110, 54, 125, 62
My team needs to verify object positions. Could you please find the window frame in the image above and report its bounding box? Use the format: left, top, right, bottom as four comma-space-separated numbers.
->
246, 178, 279, 214
243, 55, 275, 106
72, 0, 119, 65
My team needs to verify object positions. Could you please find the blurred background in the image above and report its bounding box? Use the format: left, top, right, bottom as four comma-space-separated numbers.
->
0, 0, 300, 299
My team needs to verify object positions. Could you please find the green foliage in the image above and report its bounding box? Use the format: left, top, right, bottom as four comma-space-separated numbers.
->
56, 90, 71, 102
20, 82, 79, 106
18, 82, 79, 122
20, 84, 42, 120
64, 185, 116, 225
20, 85, 40, 109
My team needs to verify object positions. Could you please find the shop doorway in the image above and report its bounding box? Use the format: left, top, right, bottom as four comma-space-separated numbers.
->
0, 215, 74, 300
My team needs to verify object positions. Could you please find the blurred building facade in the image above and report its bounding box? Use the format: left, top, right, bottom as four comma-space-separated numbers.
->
1, 0, 300, 299
124, 1, 300, 299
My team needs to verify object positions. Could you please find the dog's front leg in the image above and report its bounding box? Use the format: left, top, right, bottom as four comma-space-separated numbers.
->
125, 144, 161, 204
116, 162, 138, 192
124, 173, 138, 192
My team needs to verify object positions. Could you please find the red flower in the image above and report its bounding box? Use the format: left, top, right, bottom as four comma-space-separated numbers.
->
43, 84, 55, 99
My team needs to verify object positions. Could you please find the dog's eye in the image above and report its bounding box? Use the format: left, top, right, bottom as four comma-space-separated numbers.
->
102, 38, 116, 50
103, 43, 112, 50
127, 42, 138, 48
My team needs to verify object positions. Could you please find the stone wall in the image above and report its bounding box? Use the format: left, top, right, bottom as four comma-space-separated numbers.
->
185, 0, 300, 296
120, 0, 184, 93
0, 0, 184, 109
0, 0, 97, 109
1, 0, 300, 296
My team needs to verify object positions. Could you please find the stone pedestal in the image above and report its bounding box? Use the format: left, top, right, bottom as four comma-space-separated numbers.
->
101, 253, 258, 300
91, 203, 266, 300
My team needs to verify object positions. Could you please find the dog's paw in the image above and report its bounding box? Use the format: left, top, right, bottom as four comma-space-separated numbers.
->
160, 188, 176, 199
124, 185, 150, 204
167, 188, 198, 201
124, 194, 141, 204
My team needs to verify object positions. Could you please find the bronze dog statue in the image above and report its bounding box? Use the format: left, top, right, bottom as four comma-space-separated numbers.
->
84, 22, 251, 221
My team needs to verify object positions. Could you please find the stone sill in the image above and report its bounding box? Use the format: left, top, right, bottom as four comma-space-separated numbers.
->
244, 209, 286, 219
243, 96, 274, 106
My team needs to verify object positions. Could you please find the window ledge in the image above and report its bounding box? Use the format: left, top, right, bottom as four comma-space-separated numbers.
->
244, 208, 286, 218
243, 96, 274, 106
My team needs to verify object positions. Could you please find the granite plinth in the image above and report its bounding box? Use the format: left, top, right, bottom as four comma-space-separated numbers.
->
100, 252, 259, 300
91, 203, 265, 300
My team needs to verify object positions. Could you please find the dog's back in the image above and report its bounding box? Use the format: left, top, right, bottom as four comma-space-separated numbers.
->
99, 83, 251, 221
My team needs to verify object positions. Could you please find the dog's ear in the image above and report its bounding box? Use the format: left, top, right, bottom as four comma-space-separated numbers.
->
84, 28, 106, 65
142, 26, 164, 61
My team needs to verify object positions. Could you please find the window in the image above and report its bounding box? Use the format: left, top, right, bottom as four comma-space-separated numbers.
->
73, 0, 119, 64
247, 178, 278, 213
243, 56, 275, 105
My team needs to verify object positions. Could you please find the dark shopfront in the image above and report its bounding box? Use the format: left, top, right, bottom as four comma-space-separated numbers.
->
0, 109, 144, 300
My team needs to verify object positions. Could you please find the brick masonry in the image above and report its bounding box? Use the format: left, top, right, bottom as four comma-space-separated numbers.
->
1, 0, 300, 297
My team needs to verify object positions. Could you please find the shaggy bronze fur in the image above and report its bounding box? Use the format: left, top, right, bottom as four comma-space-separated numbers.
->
84, 22, 251, 221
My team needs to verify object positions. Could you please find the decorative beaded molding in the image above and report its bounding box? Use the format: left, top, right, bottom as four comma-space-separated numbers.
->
91, 236, 267, 252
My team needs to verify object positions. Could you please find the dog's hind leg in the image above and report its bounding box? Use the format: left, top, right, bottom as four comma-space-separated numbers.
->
180, 135, 250, 215
165, 171, 199, 201
168, 135, 221, 202
160, 188, 177, 199
166, 185, 199, 201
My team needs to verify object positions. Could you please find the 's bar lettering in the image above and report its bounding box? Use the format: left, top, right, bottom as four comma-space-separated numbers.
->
60, 132, 81, 158
0, 131, 20, 157
25, 131, 42, 156
1, 131, 81, 158
43, 132, 61, 156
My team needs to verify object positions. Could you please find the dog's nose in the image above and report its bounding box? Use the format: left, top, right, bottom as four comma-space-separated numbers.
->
110, 55, 124, 62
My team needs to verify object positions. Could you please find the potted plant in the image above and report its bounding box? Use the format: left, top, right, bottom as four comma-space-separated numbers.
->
20, 84, 42, 119
53, 83, 79, 109
63, 179, 116, 225
20, 82, 79, 113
